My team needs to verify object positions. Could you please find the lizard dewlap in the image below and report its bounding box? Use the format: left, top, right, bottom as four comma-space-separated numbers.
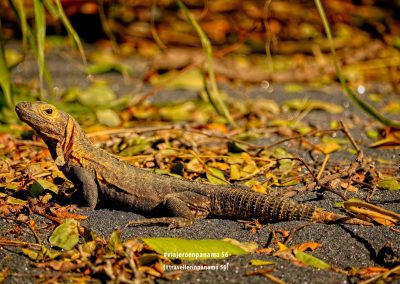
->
15, 101, 372, 228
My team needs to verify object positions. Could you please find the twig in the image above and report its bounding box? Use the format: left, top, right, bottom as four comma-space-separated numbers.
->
316, 154, 330, 180
283, 223, 310, 245
0, 237, 42, 248
340, 121, 361, 153
32, 207, 62, 225
262, 128, 340, 150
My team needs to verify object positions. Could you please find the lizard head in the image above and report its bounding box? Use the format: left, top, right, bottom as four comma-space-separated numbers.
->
15, 101, 70, 146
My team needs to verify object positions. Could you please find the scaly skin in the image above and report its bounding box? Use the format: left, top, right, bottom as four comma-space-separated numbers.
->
15, 101, 371, 228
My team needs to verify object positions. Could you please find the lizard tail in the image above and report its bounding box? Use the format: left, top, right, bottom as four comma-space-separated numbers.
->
211, 189, 316, 222
211, 188, 372, 225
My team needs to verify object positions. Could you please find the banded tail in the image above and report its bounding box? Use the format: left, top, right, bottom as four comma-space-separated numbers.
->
210, 188, 372, 225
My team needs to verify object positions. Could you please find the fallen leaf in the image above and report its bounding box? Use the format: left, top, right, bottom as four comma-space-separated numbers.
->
77, 85, 116, 108
30, 179, 59, 196
96, 109, 121, 127
223, 238, 258, 253
105, 230, 122, 257
206, 167, 228, 185
249, 259, 274, 266
378, 176, 400, 190
6, 196, 27, 205
141, 238, 247, 260
283, 99, 343, 114
49, 218, 80, 250
293, 250, 330, 269
227, 141, 247, 153
293, 242, 321, 252
149, 68, 204, 90
85, 62, 132, 76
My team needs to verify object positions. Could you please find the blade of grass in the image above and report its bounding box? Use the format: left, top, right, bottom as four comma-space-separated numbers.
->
151, 0, 167, 50
176, 0, 237, 128
10, 0, 55, 102
0, 30, 13, 108
314, 0, 400, 128
44, 0, 87, 65
9, 0, 31, 50
33, 0, 46, 99
263, 0, 274, 73
99, 0, 119, 53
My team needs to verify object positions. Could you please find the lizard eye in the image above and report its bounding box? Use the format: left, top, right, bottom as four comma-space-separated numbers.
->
44, 108, 53, 115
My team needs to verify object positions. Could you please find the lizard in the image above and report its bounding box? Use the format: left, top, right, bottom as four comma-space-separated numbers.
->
15, 101, 372, 228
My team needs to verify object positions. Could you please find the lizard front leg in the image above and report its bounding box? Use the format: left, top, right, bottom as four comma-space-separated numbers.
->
126, 192, 210, 229
63, 166, 99, 209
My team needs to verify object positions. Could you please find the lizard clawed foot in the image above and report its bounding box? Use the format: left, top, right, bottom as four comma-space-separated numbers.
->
125, 217, 194, 229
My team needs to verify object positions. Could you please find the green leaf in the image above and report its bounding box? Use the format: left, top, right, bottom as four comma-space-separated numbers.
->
141, 238, 247, 260
22, 245, 61, 261
96, 109, 121, 127
335, 197, 362, 208
6, 196, 27, 205
283, 99, 343, 114
5, 49, 24, 69
366, 130, 379, 140
41, 245, 62, 259
21, 248, 39, 260
223, 238, 258, 252
159, 102, 196, 121
224, 154, 245, 165
293, 250, 331, 269
171, 162, 184, 176
50, 0, 87, 64
206, 167, 228, 185
150, 69, 203, 90
105, 230, 122, 257
30, 179, 59, 196
378, 177, 400, 190
119, 138, 151, 156
227, 141, 247, 153
230, 164, 241, 180
49, 218, 79, 250
77, 85, 116, 108
0, 38, 13, 108
85, 62, 132, 76
186, 158, 204, 173
249, 259, 274, 266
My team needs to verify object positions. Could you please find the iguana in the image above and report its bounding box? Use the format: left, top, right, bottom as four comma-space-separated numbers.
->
15, 101, 371, 228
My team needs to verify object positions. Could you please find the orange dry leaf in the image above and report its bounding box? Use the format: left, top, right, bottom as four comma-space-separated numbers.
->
355, 266, 389, 277
50, 207, 88, 221
293, 242, 321, 252
370, 127, 400, 148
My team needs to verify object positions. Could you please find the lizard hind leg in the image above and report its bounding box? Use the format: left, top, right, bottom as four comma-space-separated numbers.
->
126, 192, 209, 229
